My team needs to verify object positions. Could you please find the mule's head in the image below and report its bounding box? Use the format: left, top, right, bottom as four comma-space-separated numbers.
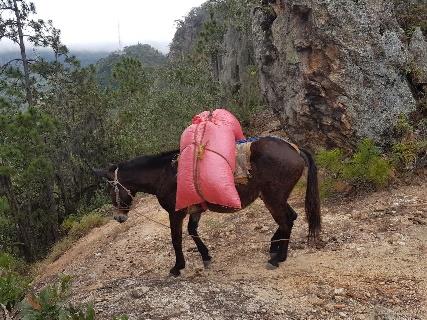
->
93, 165, 134, 223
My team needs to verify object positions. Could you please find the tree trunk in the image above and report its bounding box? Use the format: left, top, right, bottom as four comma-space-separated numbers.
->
12, 0, 33, 107
0, 175, 34, 260
211, 51, 220, 82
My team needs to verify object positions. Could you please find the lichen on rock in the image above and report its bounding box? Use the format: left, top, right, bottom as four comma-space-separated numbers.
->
252, 0, 418, 149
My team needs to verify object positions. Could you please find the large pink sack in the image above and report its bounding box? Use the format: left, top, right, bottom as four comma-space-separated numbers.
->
192, 109, 244, 140
176, 109, 244, 211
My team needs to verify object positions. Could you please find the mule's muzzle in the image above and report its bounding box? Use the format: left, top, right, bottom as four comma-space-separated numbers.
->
114, 214, 128, 223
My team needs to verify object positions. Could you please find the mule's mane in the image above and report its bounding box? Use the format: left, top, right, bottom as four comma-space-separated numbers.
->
118, 149, 179, 170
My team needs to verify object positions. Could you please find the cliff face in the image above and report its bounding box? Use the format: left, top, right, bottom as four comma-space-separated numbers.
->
170, 0, 425, 149
169, 2, 258, 101
252, 0, 419, 149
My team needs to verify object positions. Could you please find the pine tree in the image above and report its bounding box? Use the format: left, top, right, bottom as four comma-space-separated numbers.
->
0, 0, 66, 107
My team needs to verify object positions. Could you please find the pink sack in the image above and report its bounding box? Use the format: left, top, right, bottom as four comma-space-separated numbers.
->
176, 109, 245, 211
192, 109, 244, 140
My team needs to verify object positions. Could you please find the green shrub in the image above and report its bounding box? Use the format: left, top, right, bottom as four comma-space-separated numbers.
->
67, 213, 107, 239
315, 148, 344, 176
61, 215, 79, 234
48, 237, 76, 263
391, 113, 427, 170
392, 140, 427, 170
342, 139, 392, 187
394, 114, 413, 137
48, 213, 108, 262
17, 276, 128, 319
0, 271, 30, 310
318, 176, 336, 200
0, 252, 30, 310
19, 275, 96, 320
316, 139, 393, 197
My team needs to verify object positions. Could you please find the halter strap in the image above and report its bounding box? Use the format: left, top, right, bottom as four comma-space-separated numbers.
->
107, 167, 134, 209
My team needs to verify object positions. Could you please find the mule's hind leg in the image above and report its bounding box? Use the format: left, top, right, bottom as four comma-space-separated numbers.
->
262, 194, 296, 268
269, 227, 283, 258
269, 204, 298, 258
188, 212, 212, 268
169, 211, 187, 277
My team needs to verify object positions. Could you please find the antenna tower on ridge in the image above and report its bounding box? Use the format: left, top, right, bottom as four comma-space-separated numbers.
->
117, 22, 123, 53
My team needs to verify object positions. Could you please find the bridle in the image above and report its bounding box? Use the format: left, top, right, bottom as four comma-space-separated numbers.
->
107, 167, 134, 210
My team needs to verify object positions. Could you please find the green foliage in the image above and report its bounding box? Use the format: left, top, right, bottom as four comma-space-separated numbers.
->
391, 114, 427, 170
96, 44, 166, 87
342, 140, 392, 187
67, 213, 107, 239
0, 0, 68, 107
207, 0, 257, 32
315, 148, 344, 176
0, 270, 30, 310
0, 253, 30, 310
112, 58, 148, 95
16, 276, 128, 319
19, 275, 93, 320
394, 114, 414, 137
316, 139, 393, 197
196, 15, 226, 57
0, 108, 60, 260
49, 213, 107, 262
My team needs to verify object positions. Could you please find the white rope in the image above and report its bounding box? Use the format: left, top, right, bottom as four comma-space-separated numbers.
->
107, 168, 134, 209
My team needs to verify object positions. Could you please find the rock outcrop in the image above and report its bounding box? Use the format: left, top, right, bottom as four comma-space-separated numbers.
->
169, 2, 258, 101
252, 0, 418, 149
409, 27, 427, 92
170, 0, 425, 150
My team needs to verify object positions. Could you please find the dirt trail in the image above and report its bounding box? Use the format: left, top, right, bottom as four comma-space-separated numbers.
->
37, 180, 427, 320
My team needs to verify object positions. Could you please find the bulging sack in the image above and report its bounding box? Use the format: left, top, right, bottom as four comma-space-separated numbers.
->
176, 109, 244, 211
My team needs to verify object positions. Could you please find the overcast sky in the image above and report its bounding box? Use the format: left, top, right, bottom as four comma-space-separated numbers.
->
0, 0, 206, 52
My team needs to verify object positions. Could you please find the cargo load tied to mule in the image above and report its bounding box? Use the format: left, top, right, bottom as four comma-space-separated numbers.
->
176, 109, 245, 211
94, 111, 321, 277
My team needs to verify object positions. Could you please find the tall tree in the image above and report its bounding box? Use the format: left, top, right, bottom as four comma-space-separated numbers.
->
0, 0, 64, 106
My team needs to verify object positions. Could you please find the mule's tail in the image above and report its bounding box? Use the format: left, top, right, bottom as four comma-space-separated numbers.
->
300, 148, 321, 240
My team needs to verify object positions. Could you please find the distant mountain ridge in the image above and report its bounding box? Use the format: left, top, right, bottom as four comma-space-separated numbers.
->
95, 43, 167, 87
0, 49, 111, 67
0, 43, 168, 88
0, 42, 169, 68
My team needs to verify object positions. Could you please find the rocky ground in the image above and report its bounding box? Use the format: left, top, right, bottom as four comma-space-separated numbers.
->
36, 178, 427, 320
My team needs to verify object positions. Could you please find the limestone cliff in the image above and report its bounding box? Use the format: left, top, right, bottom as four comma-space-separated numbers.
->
252, 0, 421, 149
170, 0, 426, 149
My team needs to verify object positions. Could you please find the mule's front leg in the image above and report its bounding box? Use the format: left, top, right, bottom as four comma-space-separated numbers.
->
169, 211, 186, 277
188, 212, 211, 268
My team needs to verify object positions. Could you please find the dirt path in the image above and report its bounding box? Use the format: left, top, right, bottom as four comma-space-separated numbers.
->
36, 180, 427, 320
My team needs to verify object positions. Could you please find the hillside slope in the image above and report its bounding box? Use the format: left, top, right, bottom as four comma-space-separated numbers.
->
36, 181, 427, 320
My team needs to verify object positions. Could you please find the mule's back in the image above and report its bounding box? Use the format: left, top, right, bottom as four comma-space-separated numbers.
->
250, 137, 305, 188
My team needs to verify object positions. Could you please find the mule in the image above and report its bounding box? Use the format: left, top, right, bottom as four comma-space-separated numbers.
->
94, 136, 321, 276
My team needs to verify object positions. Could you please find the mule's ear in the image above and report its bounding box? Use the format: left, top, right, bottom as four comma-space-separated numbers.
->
93, 168, 112, 180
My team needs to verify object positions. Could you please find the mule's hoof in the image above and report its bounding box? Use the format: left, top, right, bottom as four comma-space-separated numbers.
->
266, 262, 279, 270
169, 268, 181, 277
269, 252, 278, 259
266, 258, 279, 270
203, 260, 212, 269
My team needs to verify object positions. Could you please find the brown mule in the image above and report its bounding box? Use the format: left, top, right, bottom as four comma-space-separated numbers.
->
94, 136, 321, 276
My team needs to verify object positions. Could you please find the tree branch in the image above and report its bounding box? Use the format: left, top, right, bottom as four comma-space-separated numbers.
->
0, 58, 22, 73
